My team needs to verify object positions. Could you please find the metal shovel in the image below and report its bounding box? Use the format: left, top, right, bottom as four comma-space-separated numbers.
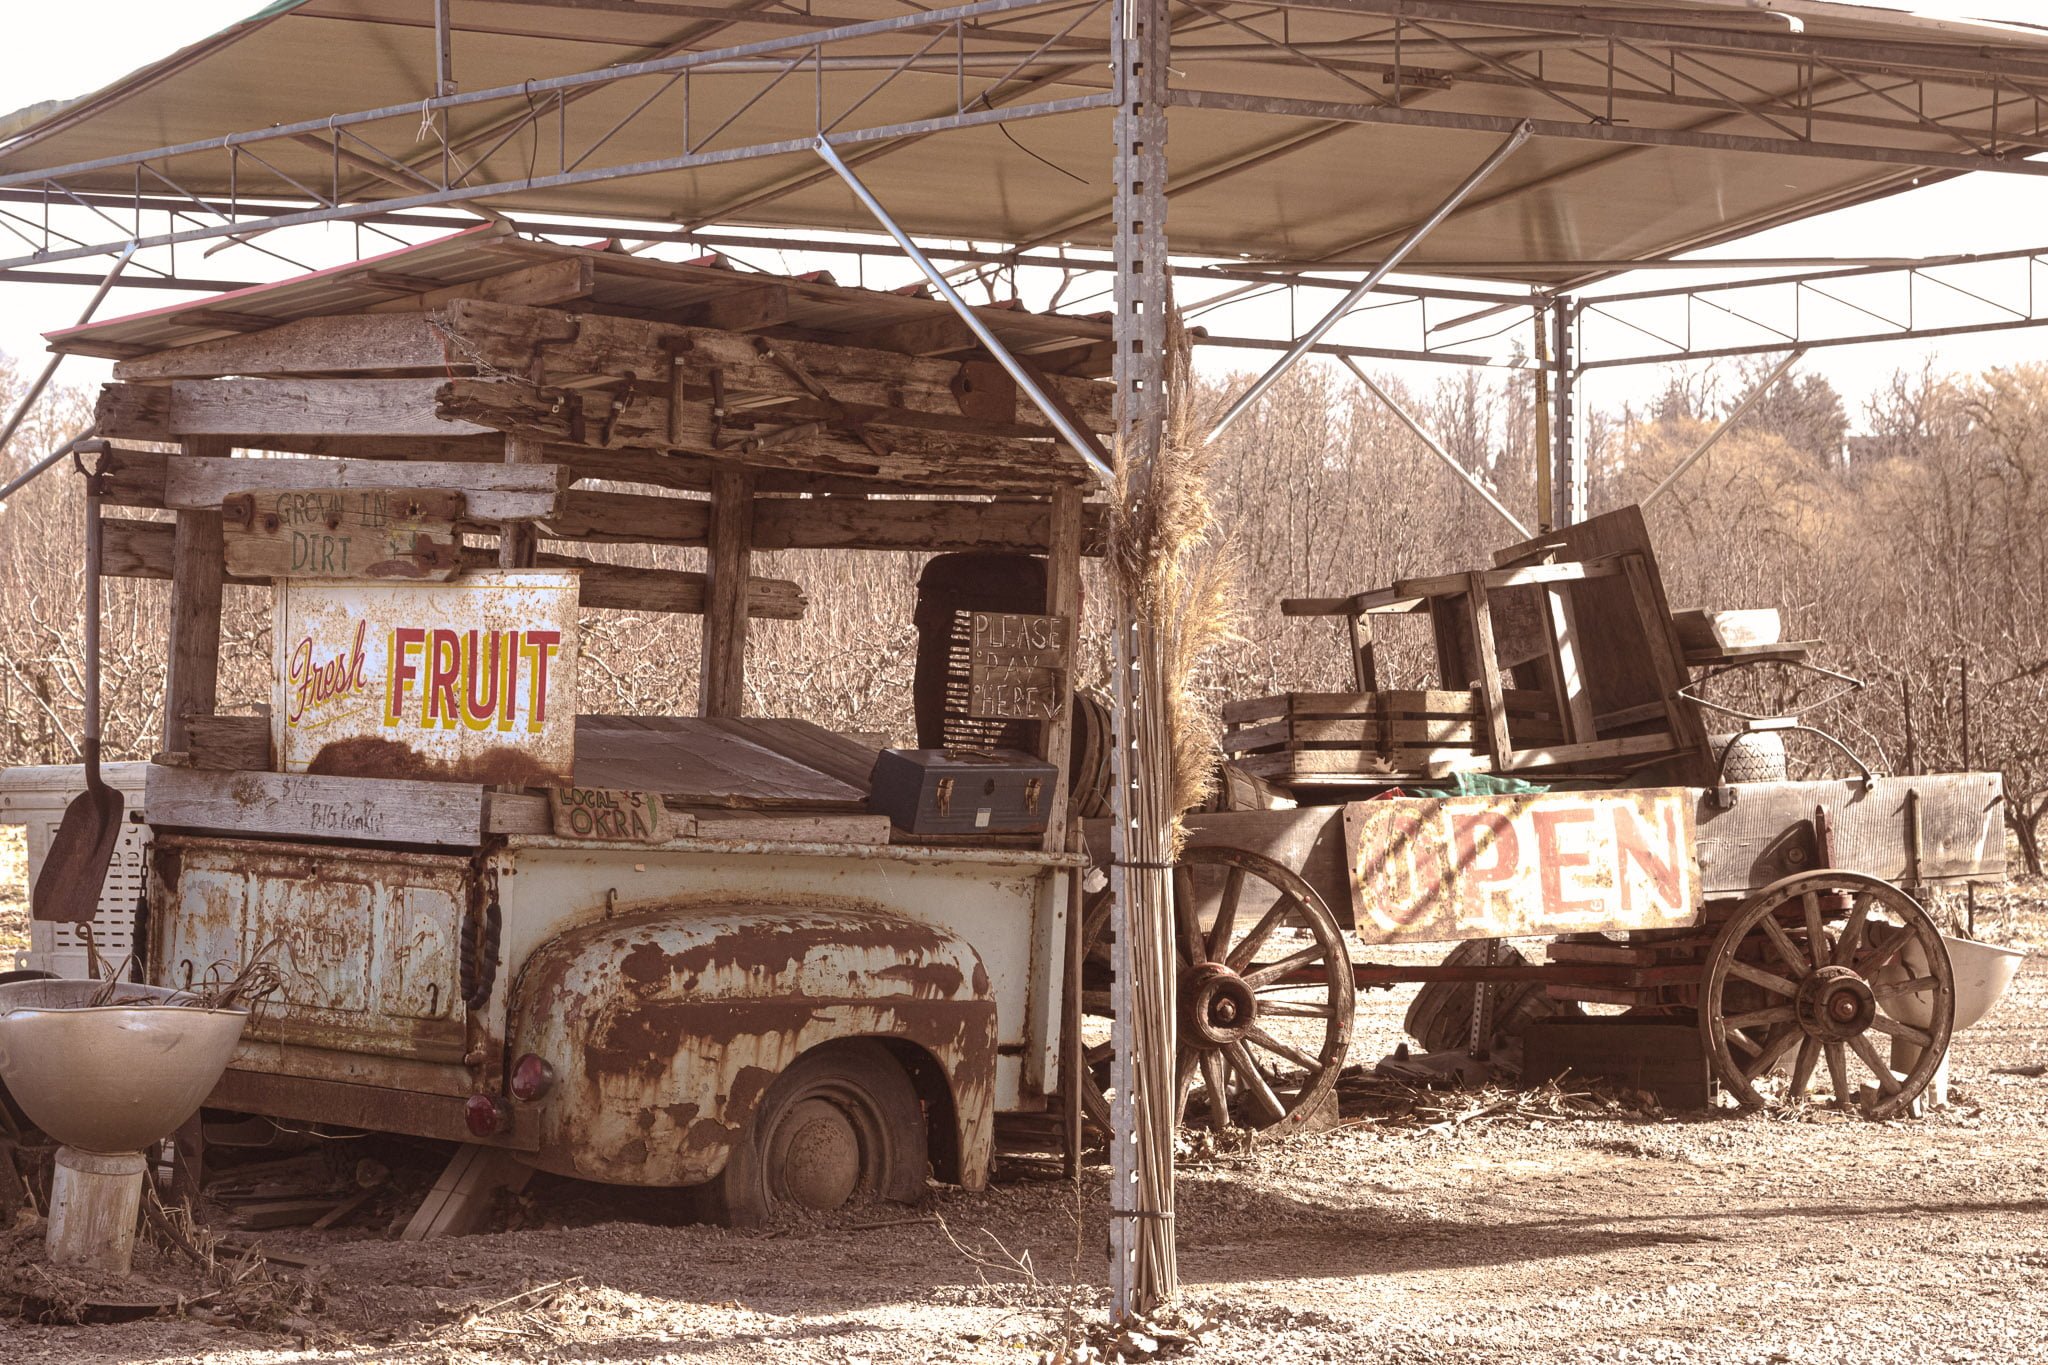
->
32, 471, 124, 925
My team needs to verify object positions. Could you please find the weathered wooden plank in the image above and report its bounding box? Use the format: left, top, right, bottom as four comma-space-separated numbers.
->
367, 257, 595, 315
221, 487, 464, 581
435, 377, 1085, 488
1693, 773, 2004, 893
112, 313, 448, 381
99, 378, 489, 439
699, 468, 753, 718
499, 435, 544, 568
104, 516, 804, 620
100, 516, 260, 586
164, 436, 229, 754
182, 714, 272, 771
1502, 733, 1676, 772
162, 453, 563, 522
1038, 487, 1082, 853
546, 488, 712, 545
433, 299, 1113, 431
751, 496, 1110, 556
144, 765, 489, 846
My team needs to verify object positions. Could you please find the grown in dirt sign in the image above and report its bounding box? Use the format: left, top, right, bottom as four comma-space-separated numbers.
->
1343, 788, 1702, 944
272, 569, 580, 786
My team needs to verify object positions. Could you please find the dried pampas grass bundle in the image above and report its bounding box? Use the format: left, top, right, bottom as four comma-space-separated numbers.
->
1109, 305, 1241, 844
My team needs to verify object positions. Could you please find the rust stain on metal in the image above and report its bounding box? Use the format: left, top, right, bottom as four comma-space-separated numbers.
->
148, 834, 480, 1071
1343, 787, 1702, 945
510, 902, 997, 1188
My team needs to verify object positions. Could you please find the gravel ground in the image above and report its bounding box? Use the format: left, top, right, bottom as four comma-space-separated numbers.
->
4, 873, 2045, 1364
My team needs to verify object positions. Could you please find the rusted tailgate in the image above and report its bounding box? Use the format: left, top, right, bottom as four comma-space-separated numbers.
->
150, 835, 476, 1077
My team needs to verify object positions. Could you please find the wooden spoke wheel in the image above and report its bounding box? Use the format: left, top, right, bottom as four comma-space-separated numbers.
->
1078, 846, 1354, 1140
1700, 871, 1955, 1121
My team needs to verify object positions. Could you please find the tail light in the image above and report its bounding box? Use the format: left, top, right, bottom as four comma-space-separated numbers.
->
464, 1093, 512, 1137
510, 1053, 557, 1102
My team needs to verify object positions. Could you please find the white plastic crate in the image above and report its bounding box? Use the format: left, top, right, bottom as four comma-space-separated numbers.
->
0, 763, 153, 978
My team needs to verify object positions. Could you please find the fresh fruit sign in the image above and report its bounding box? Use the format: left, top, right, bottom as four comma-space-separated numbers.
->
273, 570, 580, 786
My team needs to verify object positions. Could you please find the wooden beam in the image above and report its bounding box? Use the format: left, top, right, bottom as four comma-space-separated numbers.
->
437, 377, 1085, 489
365, 257, 595, 314
700, 468, 754, 717
99, 378, 490, 439
1465, 572, 1514, 767
546, 488, 712, 545
163, 436, 229, 755
145, 765, 489, 846
161, 453, 564, 522
113, 313, 448, 382
851, 314, 978, 356
104, 516, 805, 619
752, 496, 1109, 555
498, 435, 544, 568
673, 283, 789, 332
434, 299, 1112, 432
1038, 487, 1082, 854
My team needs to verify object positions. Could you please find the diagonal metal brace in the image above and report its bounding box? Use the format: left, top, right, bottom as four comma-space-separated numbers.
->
1642, 347, 1805, 507
813, 136, 1114, 482
1340, 357, 1529, 538
1208, 120, 1533, 444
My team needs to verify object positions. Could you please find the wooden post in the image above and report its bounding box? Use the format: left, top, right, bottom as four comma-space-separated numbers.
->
1346, 609, 1378, 692
163, 435, 229, 754
1543, 584, 1596, 744
1465, 572, 1514, 768
498, 433, 543, 568
1039, 487, 1084, 853
699, 467, 754, 717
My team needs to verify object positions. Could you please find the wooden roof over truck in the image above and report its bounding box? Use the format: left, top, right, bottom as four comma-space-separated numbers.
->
73, 224, 1115, 498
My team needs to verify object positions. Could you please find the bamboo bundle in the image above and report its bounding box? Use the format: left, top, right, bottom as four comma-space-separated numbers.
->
1105, 308, 1236, 1312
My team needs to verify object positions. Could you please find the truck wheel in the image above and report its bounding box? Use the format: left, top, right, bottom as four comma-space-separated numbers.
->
708, 1041, 928, 1226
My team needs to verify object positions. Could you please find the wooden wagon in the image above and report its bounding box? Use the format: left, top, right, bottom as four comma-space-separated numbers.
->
1075, 509, 2005, 1133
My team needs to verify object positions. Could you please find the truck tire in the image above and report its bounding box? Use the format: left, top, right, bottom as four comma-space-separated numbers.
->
706, 1041, 929, 1227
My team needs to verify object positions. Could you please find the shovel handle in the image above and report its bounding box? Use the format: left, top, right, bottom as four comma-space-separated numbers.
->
82, 480, 104, 795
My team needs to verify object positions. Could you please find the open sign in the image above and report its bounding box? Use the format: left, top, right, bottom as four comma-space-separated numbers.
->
1343, 788, 1702, 944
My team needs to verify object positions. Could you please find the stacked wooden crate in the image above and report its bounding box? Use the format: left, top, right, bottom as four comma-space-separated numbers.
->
1221, 688, 1563, 786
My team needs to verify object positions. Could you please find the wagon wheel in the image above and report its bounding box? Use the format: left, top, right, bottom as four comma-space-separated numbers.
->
1077, 846, 1354, 1139
1700, 870, 1954, 1122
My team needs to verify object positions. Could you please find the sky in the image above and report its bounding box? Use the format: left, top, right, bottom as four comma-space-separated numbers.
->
6, 0, 2048, 433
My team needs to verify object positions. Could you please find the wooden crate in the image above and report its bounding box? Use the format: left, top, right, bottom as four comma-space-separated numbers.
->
1220, 689, 1563, 784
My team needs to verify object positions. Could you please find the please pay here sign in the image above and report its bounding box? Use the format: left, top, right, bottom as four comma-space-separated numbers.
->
1342, 788, 1702, 944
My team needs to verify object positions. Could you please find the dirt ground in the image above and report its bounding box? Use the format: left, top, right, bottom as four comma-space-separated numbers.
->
4, 847, 2046, 1363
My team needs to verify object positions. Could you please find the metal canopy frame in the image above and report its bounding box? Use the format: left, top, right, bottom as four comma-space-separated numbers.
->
9, 0, 2048, 1317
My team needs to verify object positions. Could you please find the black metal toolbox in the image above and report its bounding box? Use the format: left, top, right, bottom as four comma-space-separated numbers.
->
867, 748, 1059, 835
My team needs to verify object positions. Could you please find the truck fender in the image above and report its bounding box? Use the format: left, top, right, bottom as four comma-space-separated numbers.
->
506, 902, 996, 1188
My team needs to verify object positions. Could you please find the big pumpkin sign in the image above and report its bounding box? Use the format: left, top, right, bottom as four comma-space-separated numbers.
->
1343, 788, 1702, 944
272, 570, 580, 786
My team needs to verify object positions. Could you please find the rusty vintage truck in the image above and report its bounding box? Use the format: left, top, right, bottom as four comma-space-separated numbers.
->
5, 238, 1113, 1228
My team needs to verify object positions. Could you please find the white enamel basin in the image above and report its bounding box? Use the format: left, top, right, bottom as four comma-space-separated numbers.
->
0, 979, 248, 1154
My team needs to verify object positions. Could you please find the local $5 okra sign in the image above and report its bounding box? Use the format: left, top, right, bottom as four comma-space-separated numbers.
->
273, 570, 580, 786
1343, 788, 1701, 943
